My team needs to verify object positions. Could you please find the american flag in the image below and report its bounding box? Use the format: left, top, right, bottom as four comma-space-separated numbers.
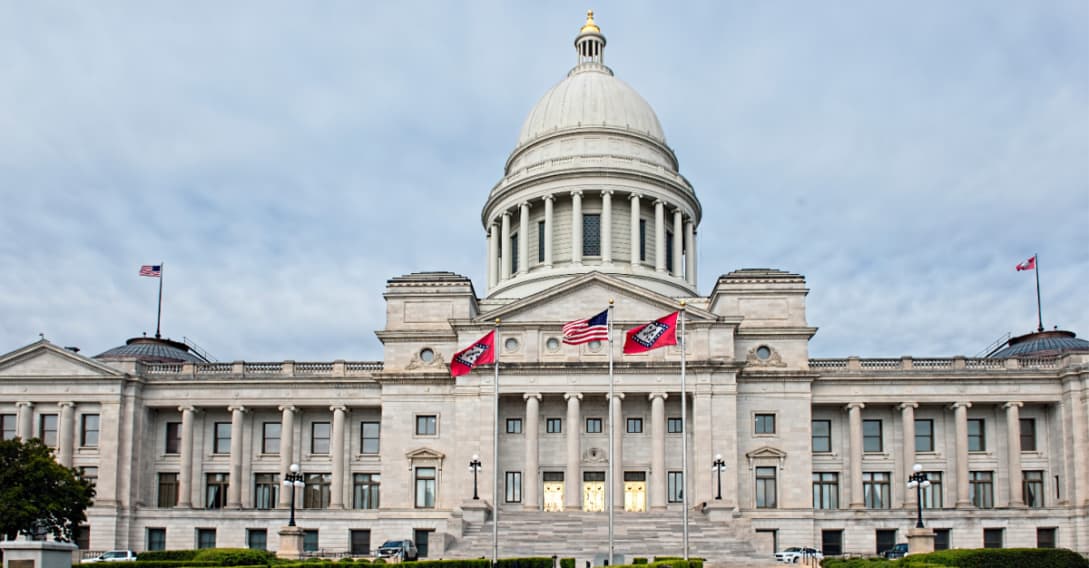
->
139, 264, 162, 278
562, 309, 610, 345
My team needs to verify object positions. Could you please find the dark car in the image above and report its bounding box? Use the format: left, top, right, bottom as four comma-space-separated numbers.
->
883, 543, 909, 559
376, 539, 418, 561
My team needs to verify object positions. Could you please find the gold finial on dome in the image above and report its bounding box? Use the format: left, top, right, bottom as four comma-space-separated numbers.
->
580, 10, 601, 34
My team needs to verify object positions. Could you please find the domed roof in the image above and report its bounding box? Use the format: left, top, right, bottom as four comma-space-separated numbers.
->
95, 336, 204, 363
988, 330, 1089, 359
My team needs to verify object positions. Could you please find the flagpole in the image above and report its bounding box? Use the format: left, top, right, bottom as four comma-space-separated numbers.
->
1034, 254, 1043, 332
679, 301, 689, 560
155, 262, 164, 339
492, 319, 500, 568
607, 299, 615, 565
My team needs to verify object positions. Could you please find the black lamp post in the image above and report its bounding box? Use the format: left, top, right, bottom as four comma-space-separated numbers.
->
283, 463, 305, 527
712, 454, 726, 500
469, 454, 482, 500
906, 463, 931, 529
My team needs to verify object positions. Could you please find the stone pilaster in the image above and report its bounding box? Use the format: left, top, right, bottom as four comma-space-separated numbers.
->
330, 405, 347, 509
564, 393, 582, 510
279, 405, 297, 508
649, 393, 667, 510
1004, 402, 1024, 507
178, 405, 196, 508
952, 402, 972, 508
227, 405, 246, 509
57, 402, 75, 467
524, 393, 541, 510
846, 402, 865, 509
610, 392, 624, 510
15, 401, 33, 440
899, 402, 917, 507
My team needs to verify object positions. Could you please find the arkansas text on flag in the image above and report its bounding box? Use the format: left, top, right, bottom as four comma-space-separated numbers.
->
450, 330, 496, 377
1016, 256, 1036, 272
623, 311, 679, 354
562, 309, 610, 345
139, 265, 162, 278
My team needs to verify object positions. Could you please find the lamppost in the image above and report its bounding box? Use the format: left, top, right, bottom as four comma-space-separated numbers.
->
712, 454, 726, 500
906, 463, 931, 528
469, 454, 482, 500
283, 463, 305, 527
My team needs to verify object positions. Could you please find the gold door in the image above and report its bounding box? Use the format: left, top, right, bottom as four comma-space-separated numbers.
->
582, 481, 605, 512
624, 481, 647, 512
543, 482, 564, 512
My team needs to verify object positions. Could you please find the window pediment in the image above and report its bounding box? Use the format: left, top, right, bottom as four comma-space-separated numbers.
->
745, 445, 787, 470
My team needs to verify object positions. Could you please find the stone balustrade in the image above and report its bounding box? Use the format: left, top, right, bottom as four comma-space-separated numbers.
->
140, 360, 384, 377
809, 356, 1062, 371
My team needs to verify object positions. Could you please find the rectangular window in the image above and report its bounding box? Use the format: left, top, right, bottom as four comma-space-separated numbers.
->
511, 233, 519, 273
361, 421, 381, 454
627, 417, 643, 433
79, 466, 98, 489
214, 422, 231, 454
303, 530, 319, 553
311, 422, 331, 454
80, 414, 100, 447
639, 219, 647, 261
665, 230, 673, 271
822, 530, 843, 557
1023, 470, 1045, 508
970, 471, 994, 508
934, 528, 951, 551
583, 214, 601, 256
876, 529, 897, 556
304, 473, 332, 509
983, 528, 1003, 549
247, 529, 267, 551
506, 418, 523, 434
158, 473, 179, 508
415, 529, 434, 559
755, 466, 777, 508
206, 473, 229, 509
586, 418, 603, 433
165, 422, 181, 454
755, 414, 776, 434
262, 422, 281, 454
353, 473, 380, 509
254, 473, 279, 510
811, 420, 831, 453
1037, 527, 1056, 549
39, 414, 58, 446
546, 418, 562, 433
196, 528, 216, 549
537, 221, 545, 263
863, 472, 891, 509
863, 419, 883, 452
0, 414, 15, 440
915, 419, 934, 452
667, 417, 683, 434
505, 471, 522, 503
147, 528, 166, 551
1020, 418, 1037, 451
415, 467, 436, 508
350, 530, 371, 556
416, 415, 437, 436
968, 418, 986, 451
812, 472, 839, 509
922, 472, 943, 509
667, 471, 684, 503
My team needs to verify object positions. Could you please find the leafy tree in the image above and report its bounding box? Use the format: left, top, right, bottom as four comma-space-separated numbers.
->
0, 437, 95, 541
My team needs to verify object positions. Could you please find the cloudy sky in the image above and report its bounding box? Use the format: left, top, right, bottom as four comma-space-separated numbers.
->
1, 1, 1085, 362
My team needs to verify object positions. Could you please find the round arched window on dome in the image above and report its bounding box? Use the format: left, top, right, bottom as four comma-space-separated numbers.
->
419, 348, 435, 363
755, 345, 772, 361
546, 337, 561, 352
505, 338, 520, 352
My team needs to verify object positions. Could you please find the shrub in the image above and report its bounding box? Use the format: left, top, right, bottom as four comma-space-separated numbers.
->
900, 548, 1088, 568
632, 560, 647, 565
193, 548, 278, 566
496, 558, 553, 568
560, 558, 575, 568
137, 551, 201, 562
373, 560, 386, 565
132, 562, 219, 568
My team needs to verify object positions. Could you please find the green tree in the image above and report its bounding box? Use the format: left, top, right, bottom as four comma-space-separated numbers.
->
0, 437, 95, 541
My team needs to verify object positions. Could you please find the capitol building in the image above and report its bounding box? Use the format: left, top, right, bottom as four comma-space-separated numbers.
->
1, 12, 1087, 563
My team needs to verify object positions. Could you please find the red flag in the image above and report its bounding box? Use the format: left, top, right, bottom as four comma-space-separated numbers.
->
1016, 256, 1036, 272
450, 330, 496, 377
623, 312, 679, 354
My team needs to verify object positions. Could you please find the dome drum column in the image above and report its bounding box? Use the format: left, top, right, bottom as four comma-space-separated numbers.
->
654, 200, 666, 273
501, 211, 513, 281
519, 202, 531, 276
543, 195, 554, 268
672, 208, 684, 278
629, 194, 642, 269
601, 191, 613, 264
487, 222, 498, 291
571, 191, 583, 265
685, 220, 696, 286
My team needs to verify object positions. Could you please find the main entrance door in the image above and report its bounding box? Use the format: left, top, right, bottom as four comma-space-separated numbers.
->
583, 471, 605, 512
543, 472, 564, 512
624, 472, 647, 512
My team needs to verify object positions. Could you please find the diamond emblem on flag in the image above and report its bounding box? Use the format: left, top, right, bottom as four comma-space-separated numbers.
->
632, 321, 670, 348
455, 342, 490, 367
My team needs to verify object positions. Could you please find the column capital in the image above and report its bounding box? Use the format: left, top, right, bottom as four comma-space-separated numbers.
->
950, 401, 972, 410
1003, 401, 1023, 410
672, 206, 684, 215
330, 405, 348, 413
653, 198, 665, 206
520, 201, 532, 209
608, 392, 625, 401
543, 194, 555, 203
58, 401, 76, 409
601, 189, 614, 196
564, 392, 583, 402
15, 401, 33, 409
570, 190, 583, 198
844, 402, 865, 412
502, 209, 512, 218
179, 405, 197, 413
648, 392, 669, 401
523, 393, 542, 402
278, 405, 298, 414
227, 405, 248, 413
628, 193, 642, 202
898, 402, 918, 411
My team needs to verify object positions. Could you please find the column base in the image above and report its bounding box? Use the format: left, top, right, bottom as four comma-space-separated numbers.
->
907, 527, 935, 555
277, 526, 305, 560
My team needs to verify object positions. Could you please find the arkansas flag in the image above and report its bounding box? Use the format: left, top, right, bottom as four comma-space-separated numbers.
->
450, 330, 496, 377
1016, 255, 1036, 272
623, 312, 679, 354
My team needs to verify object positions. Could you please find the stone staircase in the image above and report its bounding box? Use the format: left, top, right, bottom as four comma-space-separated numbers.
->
445, 509, 774, 565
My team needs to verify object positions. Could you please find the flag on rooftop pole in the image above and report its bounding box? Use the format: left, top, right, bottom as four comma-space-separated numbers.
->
1016, 254, 1044, 332
1015, 255, 1036, 272
450, 330, 496, 377
563, 309, 609, 345
140, 263, 165, 339
622, 311, 679, 354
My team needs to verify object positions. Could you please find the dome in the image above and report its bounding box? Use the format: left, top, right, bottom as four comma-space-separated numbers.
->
95, 336, 205, 363
988, 330, 1089, 359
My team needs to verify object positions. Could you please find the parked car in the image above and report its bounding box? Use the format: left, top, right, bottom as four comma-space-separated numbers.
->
774, 546, 823, 563
883, 543, 909, 559
376, 539, 418, 561
83, 550, 137, 563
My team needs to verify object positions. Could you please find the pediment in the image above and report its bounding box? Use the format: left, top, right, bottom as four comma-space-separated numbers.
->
746, 446, 787, 460
405, 447, 446, 461
0, 341, 125, 378
479, 272, 718, 326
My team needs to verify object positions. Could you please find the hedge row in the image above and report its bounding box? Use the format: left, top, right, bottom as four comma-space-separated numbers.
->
823, 548, 1088, 568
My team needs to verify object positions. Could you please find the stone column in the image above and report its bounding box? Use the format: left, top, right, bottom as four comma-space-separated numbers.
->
501, 211, 512, 280
15, 402, 33, 440
654, 200, 666, 272
178, 406, 196, 508
611, 393, 625, 510
847, 402, 865, 509
672, 208, 683, 277
684, 220, 696, 286
278, 406, 297, 507
543, 195, 554, 268
571, 191, 583, 264
1004, 402, 1024, 507
227, 405, 246, 509
900, 402, 917, 507
629, 193, 641, 267
601, 191, 613, 263
952, 402, 972, 508
331, 405, 347, 509
565, 393, 582, 510
57, 402, 76, 467
487, 222, 498, 290
649, 393, 667, 510
524, 394, 541, 510
518, 202, 530, 275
